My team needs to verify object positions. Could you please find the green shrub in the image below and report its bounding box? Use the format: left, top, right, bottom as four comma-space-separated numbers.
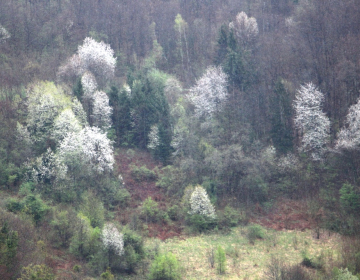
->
141, 197, 159, 222
332, 268, 358, 280
167, 205, 181, 221
122, 228, 145, 272
218, 205, 239, 230
23, 194, 49, 226
187, 213, 216, 233
131, 165, 157, 182
80, 191, 105, 228
100, 268, 114, 280
113, 187, 130, 207
18, 264, 54, 280
247, 224, 265, 244
50, 209, 76, 248
148, 252, 181, 280
6, 197, 24, 213
216, 245, 226, 274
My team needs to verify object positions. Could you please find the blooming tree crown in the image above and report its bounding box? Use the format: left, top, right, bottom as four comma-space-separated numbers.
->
189, 185, 216, 219
101, 223, 124, 256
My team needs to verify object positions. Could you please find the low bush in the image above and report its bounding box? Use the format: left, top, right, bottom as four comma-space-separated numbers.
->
141, 197, 159, 223
131, 165, 157, 182
247, 224, 266, 244
148, 252, 181, 280
218, 205, 239, 230
187, 213, 217, 233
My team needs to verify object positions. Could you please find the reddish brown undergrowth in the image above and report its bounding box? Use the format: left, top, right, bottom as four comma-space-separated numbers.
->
251, 199, 316, 231
114, 148, 182, 240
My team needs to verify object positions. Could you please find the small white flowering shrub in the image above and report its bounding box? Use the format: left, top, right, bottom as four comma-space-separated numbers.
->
101, 223, 124, 257
189, 185, 216, 219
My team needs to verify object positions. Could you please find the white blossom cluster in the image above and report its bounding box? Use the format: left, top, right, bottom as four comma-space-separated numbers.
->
78, 37, 116, 81
30, 148, 67, 185
188, 66, 228, 118
189, 185, 216, 219
293, 83, 330, 161
336, 98, 360, 150
229, 12, 258, 46
81, 71, 98, 98
92, 91, 112, 131
58, 126, 114, 174
277, 153, 300, 174
0, 24, 10, 43
51, 109, 82, 144
58, 37, 116, 83
101, 223, 124, 256
147, 125, 160, 150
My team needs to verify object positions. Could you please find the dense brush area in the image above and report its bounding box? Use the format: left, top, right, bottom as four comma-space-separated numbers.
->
1, 0, 360, 279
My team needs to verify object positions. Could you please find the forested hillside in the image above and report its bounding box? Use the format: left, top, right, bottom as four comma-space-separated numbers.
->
1, 0, 360, 279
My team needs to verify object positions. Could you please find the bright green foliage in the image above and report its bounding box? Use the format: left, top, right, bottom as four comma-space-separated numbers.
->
148, 252, 181, 280
70, 214, 101, 259
23, 194, 49, 226
18, 264, 54, 280
141, 197, 159, 222
216, 245, 226, 274
6, 194, 49, 226
100, 267, 114, 280
332, 268, 358, 280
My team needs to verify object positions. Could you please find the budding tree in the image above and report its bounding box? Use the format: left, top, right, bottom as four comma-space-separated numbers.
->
336, 98, 360, 150
293, 83, 330, 160
188, 66, 228, 118
101, 223, 124, 257
229, 12, 259, 47
189, 185, 216, 219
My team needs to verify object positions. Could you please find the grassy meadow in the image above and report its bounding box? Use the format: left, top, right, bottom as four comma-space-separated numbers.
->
127, 225, 340, 280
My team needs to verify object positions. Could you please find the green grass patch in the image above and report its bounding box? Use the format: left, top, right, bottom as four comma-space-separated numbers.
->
130, 226, 341, 280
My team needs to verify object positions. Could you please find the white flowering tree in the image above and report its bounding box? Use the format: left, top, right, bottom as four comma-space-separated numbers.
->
92, 91, 112, 131
101, 223, 124, 257
189, 185, 216, 219
229, 12, 259, 47
293, 83, 330, 161
26, 82, 73, 151
58, 126, 114, 177
188, 66, 228, 119
0, 24, 10, 43
58, 37, 116, 85
51, 109, 82, 144
81, 71, 98, 98
336, 98, 360, 150
147, 125, 160, 150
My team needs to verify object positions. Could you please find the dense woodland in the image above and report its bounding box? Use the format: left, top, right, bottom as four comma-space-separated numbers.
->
1, 0, 360, 279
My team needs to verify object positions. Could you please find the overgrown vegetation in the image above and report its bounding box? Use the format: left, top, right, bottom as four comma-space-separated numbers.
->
1, 0, 360, 279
